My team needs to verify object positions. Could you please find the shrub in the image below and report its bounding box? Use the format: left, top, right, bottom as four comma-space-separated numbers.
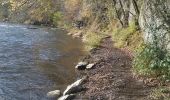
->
133, 18, 170, 81
149, 87, 170, 100
84, 32, 105, 50
52, 11, 63, 26
112, 21, 139, 48
133, 42, 170, 80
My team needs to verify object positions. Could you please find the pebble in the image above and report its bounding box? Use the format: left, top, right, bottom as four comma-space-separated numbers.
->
86, 63, 95, 69
75, 62, 88, 70
58, 94, 76, 100
63, 78, 85, 95
47, 90, 61, 98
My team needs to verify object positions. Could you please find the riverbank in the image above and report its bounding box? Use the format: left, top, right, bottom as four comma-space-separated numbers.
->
73, 37, 152, 99
1, 22, 169, 100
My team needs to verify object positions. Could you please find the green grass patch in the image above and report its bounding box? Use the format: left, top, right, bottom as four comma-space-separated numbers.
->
84, 32, 106, 50
112, 22, 143, 51
112, 22, 138, 48
52, 11, 63, 26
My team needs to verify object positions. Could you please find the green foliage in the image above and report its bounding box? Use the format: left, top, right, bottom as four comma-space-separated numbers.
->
133, 43, 170, 80
84, 32, 105, 50
149, 87, 170, 100
52, 11, 63, 26
112, 22, 138, 48
133, 14, 170, 81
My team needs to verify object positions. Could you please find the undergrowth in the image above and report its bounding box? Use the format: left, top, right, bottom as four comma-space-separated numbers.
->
112, 21, 143, 51
149, 87, 170, 100
52, 11, 63, 26
84, 32, 106, 50
111, 20, 170, 81
133, 43, 170, 80
133, 24, 170, 81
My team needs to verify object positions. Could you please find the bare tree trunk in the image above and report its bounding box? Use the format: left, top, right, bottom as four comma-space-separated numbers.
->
112, 0, 124, 27
118, 0, 128, 27
132, 0, 140, 29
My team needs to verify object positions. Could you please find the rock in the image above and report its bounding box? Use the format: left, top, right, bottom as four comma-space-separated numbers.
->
75, 62, 88, 70
58, 94, 76, 100
24, 20, 33, 24
72, 31, 83, 38
63, 78, 85, 95
67, 32, 73, 35
139, 0, 170, 50
27, 27, 38, 29
2, 18, 9, 22
47, 90, 61, 98
86, 63, 95, 69
51, 28, 58, 30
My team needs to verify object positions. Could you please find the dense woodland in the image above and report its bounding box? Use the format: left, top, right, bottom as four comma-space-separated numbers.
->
0, 0, 170, 99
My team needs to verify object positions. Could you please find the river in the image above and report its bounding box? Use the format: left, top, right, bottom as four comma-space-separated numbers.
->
0, 23, 86, 100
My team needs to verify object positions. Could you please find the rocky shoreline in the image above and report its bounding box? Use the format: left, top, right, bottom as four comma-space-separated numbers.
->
73, 37, 153, 100
46, 36, 156, 100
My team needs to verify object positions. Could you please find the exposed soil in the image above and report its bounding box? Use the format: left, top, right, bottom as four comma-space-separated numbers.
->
75, 37, 154, 100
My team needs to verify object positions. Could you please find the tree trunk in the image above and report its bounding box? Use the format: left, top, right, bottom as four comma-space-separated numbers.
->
132, 0, 140, 29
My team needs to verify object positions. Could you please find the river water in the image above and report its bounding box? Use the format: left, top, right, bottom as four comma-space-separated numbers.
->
0, 23, 86, 100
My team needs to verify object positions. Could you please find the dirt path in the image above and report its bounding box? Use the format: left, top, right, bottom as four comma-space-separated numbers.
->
76, 37, 152, 100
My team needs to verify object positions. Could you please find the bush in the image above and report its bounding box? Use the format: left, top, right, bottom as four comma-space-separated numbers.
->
133, 19, 170, 81
112, 21, 139, 48
84, 32, 105, 50
149, 87, 170, 100
52, 11, 63, 26
133, 43, 170, 80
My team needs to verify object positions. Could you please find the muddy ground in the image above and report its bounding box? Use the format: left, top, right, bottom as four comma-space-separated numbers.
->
75, 37, 156, 100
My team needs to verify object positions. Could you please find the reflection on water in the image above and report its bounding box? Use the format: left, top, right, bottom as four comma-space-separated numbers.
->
0, 23, 86, 100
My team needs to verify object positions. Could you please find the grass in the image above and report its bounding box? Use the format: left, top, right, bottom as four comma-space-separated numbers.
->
112, 22, 137, 47
83, 32, 106, 51
133, 43, 170, 81
52, 11, 63, 26
149, 87, 170, 100
112, 22, 143, 51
